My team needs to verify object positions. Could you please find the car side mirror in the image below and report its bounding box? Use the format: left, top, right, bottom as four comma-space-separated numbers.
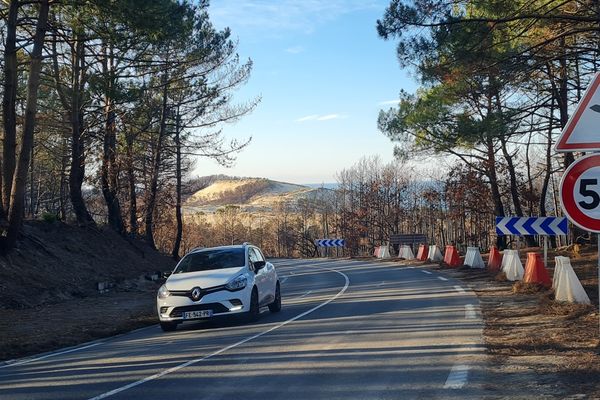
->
162, 271, 172, 279
253, 261, 266, 270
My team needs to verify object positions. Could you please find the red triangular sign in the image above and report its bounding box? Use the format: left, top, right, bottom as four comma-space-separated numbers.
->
555, 71, 600, 152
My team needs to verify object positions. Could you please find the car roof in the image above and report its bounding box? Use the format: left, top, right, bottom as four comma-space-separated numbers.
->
188, 244, 248, 255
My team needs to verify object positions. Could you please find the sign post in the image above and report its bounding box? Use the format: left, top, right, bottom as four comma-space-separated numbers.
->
495, 216, 568, 267
556, 72, 600, 335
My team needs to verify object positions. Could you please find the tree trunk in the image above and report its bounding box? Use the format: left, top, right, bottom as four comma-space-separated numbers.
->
4, 0, 50, 252
145, 68, 169, 249
125, 129, 138, 234
100, 43, 124, 233
172, 110, 183, 260
486, 136, 506, 249
69, 37, 95, 226
2, 0, 19, 216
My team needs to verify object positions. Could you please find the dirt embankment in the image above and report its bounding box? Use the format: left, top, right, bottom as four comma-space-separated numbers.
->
0, 221, 175, 361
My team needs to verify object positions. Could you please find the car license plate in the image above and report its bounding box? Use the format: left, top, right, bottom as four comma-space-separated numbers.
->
183, 310, 213, 320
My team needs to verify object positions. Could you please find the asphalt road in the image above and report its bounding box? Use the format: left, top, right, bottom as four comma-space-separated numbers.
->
0, 259, 487, 400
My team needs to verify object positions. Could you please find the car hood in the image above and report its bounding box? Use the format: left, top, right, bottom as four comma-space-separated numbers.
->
166, 267, 246, 291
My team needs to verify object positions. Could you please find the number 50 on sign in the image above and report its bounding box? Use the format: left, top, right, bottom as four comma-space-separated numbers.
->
560, 154, 600, 232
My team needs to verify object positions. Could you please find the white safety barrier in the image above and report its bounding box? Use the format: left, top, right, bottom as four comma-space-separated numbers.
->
378, 245, 391, 259
501, 250, 524, 281
398, 245, 415, 260
427, 245, 443, 262
553, 256, 591, 304
464, 247, 485, 268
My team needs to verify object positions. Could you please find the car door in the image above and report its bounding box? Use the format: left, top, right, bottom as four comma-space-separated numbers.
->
249, 247, 269, 305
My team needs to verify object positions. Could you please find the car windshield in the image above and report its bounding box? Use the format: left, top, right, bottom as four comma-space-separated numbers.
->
173, 248, 245, 274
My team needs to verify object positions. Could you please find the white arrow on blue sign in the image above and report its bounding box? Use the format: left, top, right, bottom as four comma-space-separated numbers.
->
495, 217, 568, 236
315, 239, 345, 247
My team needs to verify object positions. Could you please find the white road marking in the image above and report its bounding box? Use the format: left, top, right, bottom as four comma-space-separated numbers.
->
454, 285, 466, 293
405, 266, 415, 269
444, 364, 469, 389
376, 281, 385, 287
0, 342, 104, 370
437, 276, 449, 281
421, 270, 432, 275
465, 304, 477, 319
280, 276, 288, 283
88, 267, 350, 400
296, 290, 312, 299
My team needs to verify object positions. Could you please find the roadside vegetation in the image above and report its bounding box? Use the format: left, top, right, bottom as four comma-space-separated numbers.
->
0, 0, 255, 257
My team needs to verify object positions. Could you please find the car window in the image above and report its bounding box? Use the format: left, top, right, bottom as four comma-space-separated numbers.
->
248, 248, 260, 263
253, 248, 265, 262
173, 248, 245, 274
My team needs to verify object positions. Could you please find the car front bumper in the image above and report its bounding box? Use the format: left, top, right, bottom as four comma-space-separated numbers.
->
157, 285, 252, 322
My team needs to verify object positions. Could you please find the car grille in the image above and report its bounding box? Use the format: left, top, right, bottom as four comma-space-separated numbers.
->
170, 303, 230, 317
170, 285, 226, 301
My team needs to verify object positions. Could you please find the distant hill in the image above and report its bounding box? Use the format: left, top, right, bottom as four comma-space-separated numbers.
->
183, 177, 332, 215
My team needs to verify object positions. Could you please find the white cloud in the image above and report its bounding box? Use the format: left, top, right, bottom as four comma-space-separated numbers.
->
378, 99, 401, 106
210, 1, 381, 35
295, 114, 319, 122
317, 114, 345, 121
295, 113, 348, 122
285, 46, 305, 54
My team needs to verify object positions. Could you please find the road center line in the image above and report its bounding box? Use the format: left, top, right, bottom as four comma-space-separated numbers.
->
421, 270, 432, 275
454, 285, 466, 293
444, 364, 469, 389
437, 276, 449, 281
88, 266, 350, 400
296, 290, 312, 299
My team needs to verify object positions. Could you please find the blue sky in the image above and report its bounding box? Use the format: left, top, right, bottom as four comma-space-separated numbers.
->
192, 0, 417, 184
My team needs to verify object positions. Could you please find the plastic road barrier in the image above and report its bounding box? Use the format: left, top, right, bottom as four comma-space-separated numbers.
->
428, 245, 443, 262
398, 245, 415, 260
464, 247, 485, 268
553, 256, 591, 304
488, 246, 502, 272
373, 247, 380, 258
501, 250, 524, 281
444, 246, 461, 268
523, 252, 552, 288
416, 244, 429, 261
378, 245, 391, 259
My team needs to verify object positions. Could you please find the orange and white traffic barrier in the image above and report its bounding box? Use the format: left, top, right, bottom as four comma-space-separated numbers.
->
398, 245, 415, 260
444, 245, 461, 268
464, 247, 485, 268
487, 246, 502, 272
553, 256, 591, 304
378, 245, 391, 259
427, 245, 443, 262
523, 252, 552, 288
416, 244, 428, 261
501, 250, 524, 281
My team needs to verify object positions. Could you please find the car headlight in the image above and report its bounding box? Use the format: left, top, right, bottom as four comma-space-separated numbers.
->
225, 274, 247, 291
158, 284, 170, 299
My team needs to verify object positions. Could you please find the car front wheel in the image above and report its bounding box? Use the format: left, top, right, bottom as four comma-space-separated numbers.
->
245, 287, 260, 323
269, 282, 281, 313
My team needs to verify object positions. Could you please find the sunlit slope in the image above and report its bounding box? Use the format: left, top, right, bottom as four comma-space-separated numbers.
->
183, 178, 328, 214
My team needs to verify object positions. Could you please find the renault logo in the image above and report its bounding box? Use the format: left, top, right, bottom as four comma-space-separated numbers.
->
190, 287, 203, 301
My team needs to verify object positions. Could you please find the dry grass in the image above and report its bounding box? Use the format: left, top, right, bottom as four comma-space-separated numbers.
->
512, 281, 548, 294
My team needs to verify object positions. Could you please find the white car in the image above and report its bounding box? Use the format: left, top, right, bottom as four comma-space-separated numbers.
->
157, 244, 281, 331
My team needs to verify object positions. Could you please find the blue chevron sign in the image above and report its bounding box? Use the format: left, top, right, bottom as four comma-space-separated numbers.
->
495, 217, 568, 236
315, 239, 345, 247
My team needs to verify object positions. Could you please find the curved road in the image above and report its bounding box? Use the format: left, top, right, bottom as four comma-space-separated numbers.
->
0, 259, 487, 399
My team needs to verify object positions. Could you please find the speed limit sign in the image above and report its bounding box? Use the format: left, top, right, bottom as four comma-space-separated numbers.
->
560, 154, 600, 232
